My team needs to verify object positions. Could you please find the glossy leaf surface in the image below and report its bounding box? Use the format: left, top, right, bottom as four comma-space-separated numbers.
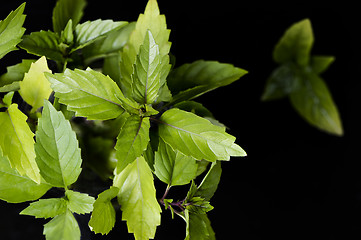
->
35, 101, 82, 187
158, 108, 246, 161
73, 19, 128, 50
132, 30, 161, 104
120, 0, 171, 97
45, 68, 126, 120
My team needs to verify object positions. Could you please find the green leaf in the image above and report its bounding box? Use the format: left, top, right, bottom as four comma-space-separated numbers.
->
132, 30, 161, 104
273, 18, 313, 66
35, 101, 82, 188
185, 196, 213, 214
2, 92, 14, 107
73, 19, 128, 49
0, 59, 35, 88
114, 115, 150, 173
0, 147, 51, 203
195, 162, 222, 201
89, 187, 119, 235
289, 73, 343, 136
154, 140, 197, 186
19, 56, 53, 112
43, 209, 80, 240
52, 0, 87, 33
261, 63, 303, 101
113, 156, 161, 240
83, 22, 135, 64
103, 53, 122, 87
0, 104, 40, 183
20, 198, 67, 219
120, 0, 171, 97
0, 3, 26, 59
184, 210, 215, 240
45, 68, 126, 120
60, 19, 74, 45
310, 55, 335, 74
168, 60, 247, 104
65, 190, 95, 214
0, 81, 20, 93
19, 30, 64, 62
158, 108, 246, 161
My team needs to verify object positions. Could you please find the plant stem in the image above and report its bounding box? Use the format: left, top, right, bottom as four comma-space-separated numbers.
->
159, 185, 171, 205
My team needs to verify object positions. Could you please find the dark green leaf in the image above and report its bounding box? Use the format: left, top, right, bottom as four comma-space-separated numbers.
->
103, 53, 122, 87
273, 18, 313, 66
310, 55, 335, 74
0, 3, 26, 59
185, 197, 213, 214
19, 30, 64, 62
184, 210, 215, 240
52, 0, 86, 33
168, 60, 247, 104
289, 73, 343, 136
195, 162, 222, 201
261, 63, 303, 101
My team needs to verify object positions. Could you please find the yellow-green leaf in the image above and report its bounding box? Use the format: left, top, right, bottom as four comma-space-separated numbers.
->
113, 156, 161, 240
0, 104, 40, 183
0, 3, 26, 59
19, 56, 52, 112
43, 209, 80, 240
120, 0, 171, 97
0, 147, 51, 203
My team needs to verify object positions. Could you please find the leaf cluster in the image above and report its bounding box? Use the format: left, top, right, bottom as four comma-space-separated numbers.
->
0, 0, 247, 239
262, 19, 343, 136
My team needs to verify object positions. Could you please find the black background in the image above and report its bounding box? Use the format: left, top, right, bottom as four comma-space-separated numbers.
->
0, 0, 359, 239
